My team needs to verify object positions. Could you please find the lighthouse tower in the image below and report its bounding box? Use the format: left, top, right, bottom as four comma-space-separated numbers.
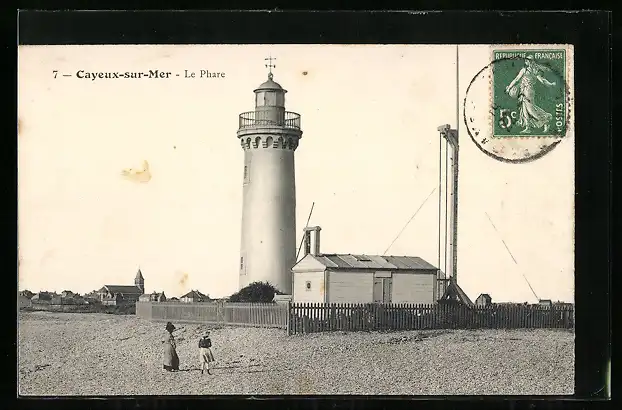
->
237, 58, 303, 293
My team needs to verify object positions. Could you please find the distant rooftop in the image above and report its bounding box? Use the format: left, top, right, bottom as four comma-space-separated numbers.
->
100, 285, 142, 295
180, 290, 209, 300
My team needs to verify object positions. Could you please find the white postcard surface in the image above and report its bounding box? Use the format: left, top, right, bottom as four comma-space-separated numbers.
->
18, 44, 574, 396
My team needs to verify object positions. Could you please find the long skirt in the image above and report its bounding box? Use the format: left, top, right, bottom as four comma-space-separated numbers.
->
199, 347, 215, 364
163, 343, 180, 371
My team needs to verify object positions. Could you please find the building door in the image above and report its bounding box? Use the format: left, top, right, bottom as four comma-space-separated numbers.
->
383, 278, 393, 303
373, 278, 383, 303
373, 278, 393, 303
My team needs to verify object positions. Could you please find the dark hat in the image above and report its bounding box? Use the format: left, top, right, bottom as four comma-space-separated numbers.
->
165, 322, 176, 332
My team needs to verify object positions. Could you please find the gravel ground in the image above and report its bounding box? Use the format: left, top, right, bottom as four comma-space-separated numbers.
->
18, 311, 574, 396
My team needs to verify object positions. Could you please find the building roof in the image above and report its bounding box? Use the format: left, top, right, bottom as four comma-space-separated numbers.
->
135, 268, 144, 281
102, 285, 143, 295
180, 290, 209, 300
297, 254, 437, 271
254, 77, 285, 92
477, 293, 492, 299
31, 292, 52, 301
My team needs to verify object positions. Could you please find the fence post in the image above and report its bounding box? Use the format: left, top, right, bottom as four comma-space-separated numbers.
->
286, 301, 292, 336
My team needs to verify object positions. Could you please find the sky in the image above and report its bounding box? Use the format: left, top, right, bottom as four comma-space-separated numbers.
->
17, 44, 575, 302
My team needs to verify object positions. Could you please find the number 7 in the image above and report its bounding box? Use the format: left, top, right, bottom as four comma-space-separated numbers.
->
53, 70, 58, 78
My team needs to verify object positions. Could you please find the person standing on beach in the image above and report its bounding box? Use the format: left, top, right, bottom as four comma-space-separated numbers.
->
163, 322, 180, 372
198, 331, 215, 375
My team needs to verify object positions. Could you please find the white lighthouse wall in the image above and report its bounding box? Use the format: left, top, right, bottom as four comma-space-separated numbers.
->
239, 146, 297, 294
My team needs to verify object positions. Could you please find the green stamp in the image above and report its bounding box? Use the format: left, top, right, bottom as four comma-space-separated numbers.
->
492, 49, 566, 138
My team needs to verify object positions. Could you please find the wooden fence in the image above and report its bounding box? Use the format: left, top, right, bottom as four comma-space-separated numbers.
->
136, 301, 288, 329
136, 301, 574, 335
287, 302, 575, 335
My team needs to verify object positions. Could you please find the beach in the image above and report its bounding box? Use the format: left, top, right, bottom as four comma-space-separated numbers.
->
18, 311, 574, 396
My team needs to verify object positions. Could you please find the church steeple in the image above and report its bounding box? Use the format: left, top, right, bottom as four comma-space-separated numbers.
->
135, 267, 145, 293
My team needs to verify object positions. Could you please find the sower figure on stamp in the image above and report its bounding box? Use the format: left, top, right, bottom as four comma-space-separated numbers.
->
505, 55, 557, 134
163, 322, 180, 372
199, 330, 215, 375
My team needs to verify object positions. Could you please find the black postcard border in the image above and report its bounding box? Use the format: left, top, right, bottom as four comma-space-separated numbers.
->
9, 9, 613, 410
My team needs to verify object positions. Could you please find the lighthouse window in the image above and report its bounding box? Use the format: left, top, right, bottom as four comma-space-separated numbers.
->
240, 257, 244, 270
243, 161, 251, 185
264, 92, 277, 106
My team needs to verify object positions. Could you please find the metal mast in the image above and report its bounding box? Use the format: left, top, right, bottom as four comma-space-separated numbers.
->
437, 125, 458, 284
437, 45, 460, 290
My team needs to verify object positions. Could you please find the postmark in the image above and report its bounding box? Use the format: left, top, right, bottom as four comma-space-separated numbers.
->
464, 46, 572, 163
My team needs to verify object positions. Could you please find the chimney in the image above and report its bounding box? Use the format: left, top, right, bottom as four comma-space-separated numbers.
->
303, 226, 322, 256
303, 229, 312, 256
313, 227, 321, 256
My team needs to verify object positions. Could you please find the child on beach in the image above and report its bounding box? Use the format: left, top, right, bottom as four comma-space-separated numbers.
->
198, 331, 215, 375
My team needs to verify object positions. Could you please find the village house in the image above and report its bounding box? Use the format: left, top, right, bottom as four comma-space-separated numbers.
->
138, 291, 167, 302
20, 290, 34, 299
475, 293, 492, 307
18, 294, 32, 309
19, 290, 34, 308
97, 269, 145, 306
82, 290, 101, 304
180, 290, 210, 303
292, 227, 439, 304
30, 291, 55, 304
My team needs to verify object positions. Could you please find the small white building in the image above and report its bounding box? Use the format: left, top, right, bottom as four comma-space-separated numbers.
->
291, 226, 438, 304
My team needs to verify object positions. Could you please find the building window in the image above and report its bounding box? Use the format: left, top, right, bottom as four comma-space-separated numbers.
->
240, 257, 244, 270
305, 281, 311, 291
255, 92, 264, 107
243, 161, 251, 185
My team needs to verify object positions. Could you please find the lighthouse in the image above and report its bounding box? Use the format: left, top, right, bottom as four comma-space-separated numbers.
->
237, 57, 303, 293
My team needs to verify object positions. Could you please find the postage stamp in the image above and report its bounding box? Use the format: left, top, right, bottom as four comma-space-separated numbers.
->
492, 49, 567, 138
463, 44, 573, 164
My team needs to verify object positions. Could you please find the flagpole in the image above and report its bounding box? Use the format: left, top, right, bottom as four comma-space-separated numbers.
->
454, 45, 459, 284
456, 45, 459, 132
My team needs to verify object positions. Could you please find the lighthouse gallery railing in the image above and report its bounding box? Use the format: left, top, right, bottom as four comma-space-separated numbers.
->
238, 111, 301, 130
